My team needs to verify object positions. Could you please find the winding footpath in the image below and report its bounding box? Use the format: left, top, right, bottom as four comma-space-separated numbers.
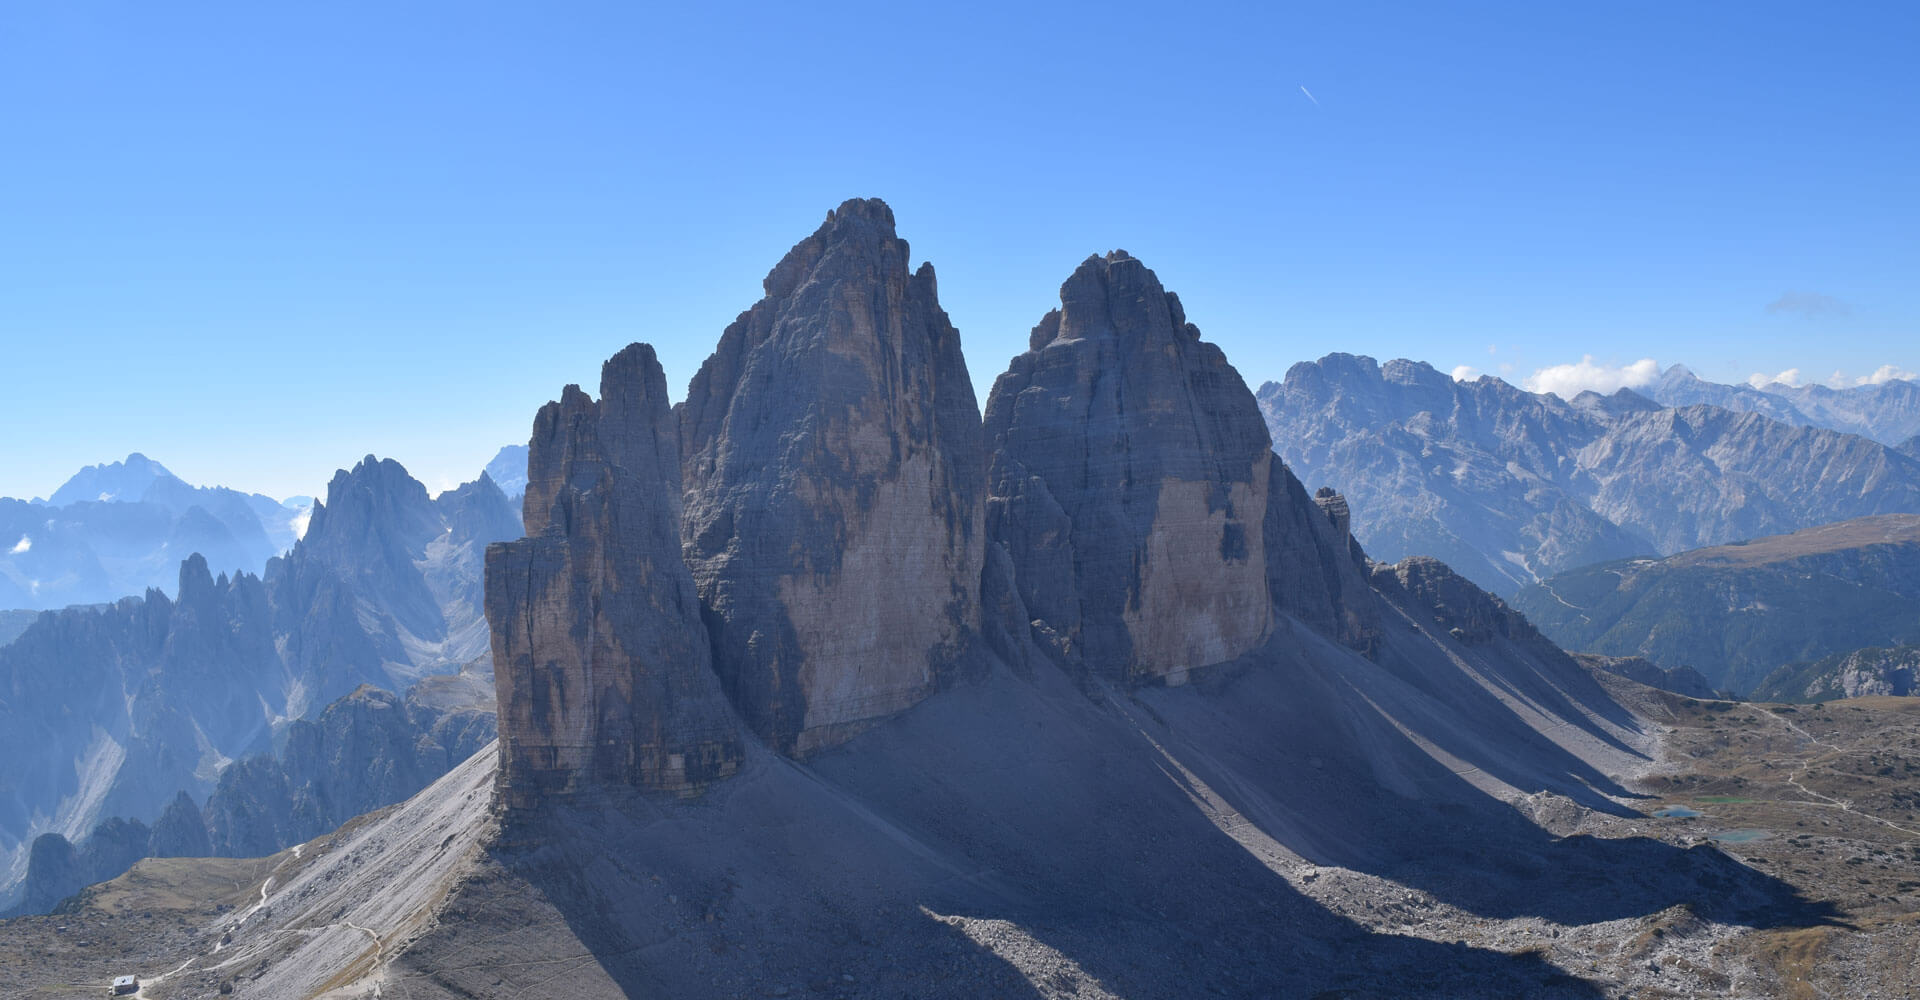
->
1764, 711, 1920, 840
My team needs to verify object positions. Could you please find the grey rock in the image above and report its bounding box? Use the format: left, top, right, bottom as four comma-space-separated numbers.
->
1371, 556, 1537, 646
985, 253, 1373, 682
146, 791, 212, 859
1572, 653, 1719, 700
204, 683, 495, 858
490, 344, 742, 805
678, 199, 986, 754
1752, 645, 1920, 702
10, 817, 152, 917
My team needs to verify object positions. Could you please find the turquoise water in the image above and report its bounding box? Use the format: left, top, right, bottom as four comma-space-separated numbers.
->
1711, 829, 1771, 844
1654, 806, 1703, 818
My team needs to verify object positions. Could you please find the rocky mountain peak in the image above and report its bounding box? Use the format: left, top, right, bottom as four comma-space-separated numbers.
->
985, 251, 1375, 682
489, 344, 742, 806
174, 552, 218, 606
1313, 486, 1352, 537
47, 452, 183, 506
678, 198, 986, 755
434, 472, 521, 549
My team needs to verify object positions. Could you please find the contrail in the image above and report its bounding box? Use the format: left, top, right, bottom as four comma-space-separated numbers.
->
1299, 85, 1319, 106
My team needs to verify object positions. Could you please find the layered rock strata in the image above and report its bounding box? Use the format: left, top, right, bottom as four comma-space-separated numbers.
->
677, 199, 987, 754
984, 251, 1371, 682
488, 345, 742, 807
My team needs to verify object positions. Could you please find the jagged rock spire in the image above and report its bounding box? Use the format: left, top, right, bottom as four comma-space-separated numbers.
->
984, 251, 1375, 682
678, 198, 987, 755
488, 344, 741, 806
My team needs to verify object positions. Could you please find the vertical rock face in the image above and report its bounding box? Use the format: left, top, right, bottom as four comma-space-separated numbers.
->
488, 345, 741, 807
985, 251, 1373, 682
678, 199, 987, 754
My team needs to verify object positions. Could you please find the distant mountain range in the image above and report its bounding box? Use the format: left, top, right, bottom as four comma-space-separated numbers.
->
10, 678, 495, 915
1259, 356, 1920, 595
1509, 515, 1920, 695
0, 454, 310, 611
1646, 364, 1920, 446
0, 456, 520, 910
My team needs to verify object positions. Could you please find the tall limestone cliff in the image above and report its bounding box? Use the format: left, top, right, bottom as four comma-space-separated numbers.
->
677, 199, 987, 754
488, 345, 742, 807
984, 251, 1371, 682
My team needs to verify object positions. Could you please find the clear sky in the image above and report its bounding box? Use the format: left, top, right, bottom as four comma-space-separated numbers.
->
3, 1, 1915, 501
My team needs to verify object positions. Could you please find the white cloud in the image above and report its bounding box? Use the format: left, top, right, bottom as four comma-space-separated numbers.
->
1522, 356, 1660, 398
1857, 364, 1917, 386
8, 535, 28, 554
290, 505, 314, 541
1748, 368, 1804, 389
1748, 364, 1917, 389
1450, 365, 1483, 382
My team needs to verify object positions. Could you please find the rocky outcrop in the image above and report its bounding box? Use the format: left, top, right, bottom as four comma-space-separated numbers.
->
984, 252, 1371, 682
1373, 556, 1538, 646
147, 791, 212, 858
4, 676, 490, 914
490, 345, 742, 805
1314, 487, 1351, 538
13, 834, 82, 916
1752, 645, 1920, 702
9, 817, 153, 916
286, 458, 450, 645
204, 683, 495, 857
678, 199, 986, 754
1573, 653, 1719, 699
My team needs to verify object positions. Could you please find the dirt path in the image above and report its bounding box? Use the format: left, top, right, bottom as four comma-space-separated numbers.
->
343, 920, 385, 998
1764, 711, 1920, 839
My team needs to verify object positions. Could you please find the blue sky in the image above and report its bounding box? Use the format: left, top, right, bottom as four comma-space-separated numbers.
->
3, 1, 1915, 500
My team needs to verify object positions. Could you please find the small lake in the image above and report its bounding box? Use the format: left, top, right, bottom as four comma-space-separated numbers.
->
1711, 829, 1771, 844
1653, 806, 1703, 818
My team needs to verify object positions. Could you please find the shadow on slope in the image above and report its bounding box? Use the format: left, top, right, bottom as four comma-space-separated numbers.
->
474, 664, 1611, 999
1133, 626, 1845, 931
388, 620, 1838, 998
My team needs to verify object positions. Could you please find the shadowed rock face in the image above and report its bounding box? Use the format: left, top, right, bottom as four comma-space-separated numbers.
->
984, 251, 1371, 681
488, 345, 742, 807
1374, 556, 1537, 646
678, 199, 987, 754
